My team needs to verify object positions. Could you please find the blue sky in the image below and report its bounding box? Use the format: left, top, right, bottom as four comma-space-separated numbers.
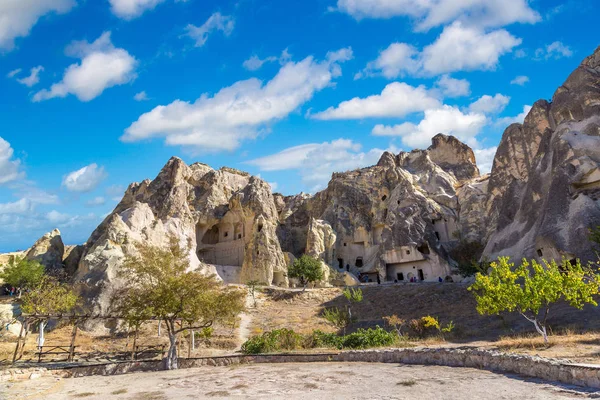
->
0, 0, 597, 251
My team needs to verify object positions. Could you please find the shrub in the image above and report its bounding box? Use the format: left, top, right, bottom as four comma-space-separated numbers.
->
323, 307, 354, 334
241, 328, 303, 354
305, 330, 342, 349
383, 315, 406, 338
409, 316, 455, 338
242, 327, 396, 353
339, 327, 396, 349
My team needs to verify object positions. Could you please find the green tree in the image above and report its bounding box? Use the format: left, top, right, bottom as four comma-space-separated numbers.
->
469, 257, 600, 344
288, 255, 323, 291
246, 280, 260, 308
323, 288, 363, 334
0, 257, 45, 298
21, 276, 79, 348
113, 238, 246, 370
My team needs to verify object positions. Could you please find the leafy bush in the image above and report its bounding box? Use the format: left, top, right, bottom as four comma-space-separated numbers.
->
323, 307, 354, 333
241, 328, 303, 354
343, 287, 363, 303
421, 315, 440, 330
305, 330, 342, 349
339, 327, 396, 349
242, 327, 396, 354
409, 316, 455, 338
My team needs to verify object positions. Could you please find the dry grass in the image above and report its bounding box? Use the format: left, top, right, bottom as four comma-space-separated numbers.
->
0, 318, 238, 364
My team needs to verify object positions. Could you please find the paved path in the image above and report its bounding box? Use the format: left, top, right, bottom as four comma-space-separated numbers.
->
4, 362, 596, 399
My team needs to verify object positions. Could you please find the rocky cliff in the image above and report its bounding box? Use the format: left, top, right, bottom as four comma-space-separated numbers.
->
4, 46, 599, 312
483, 46, 600, 262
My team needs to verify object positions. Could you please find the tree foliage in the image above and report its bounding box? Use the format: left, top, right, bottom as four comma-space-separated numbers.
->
21, 276, 79, 315
469, 257, 600, 343
0, 257, 45, 297
113, 238, 246, 369
288, 255, 323, 290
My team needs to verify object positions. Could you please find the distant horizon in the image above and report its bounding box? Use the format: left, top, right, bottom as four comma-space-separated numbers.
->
0, 0, 597, 252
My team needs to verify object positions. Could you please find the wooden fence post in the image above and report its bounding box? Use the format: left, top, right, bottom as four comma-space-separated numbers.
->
68, 323, 79, 362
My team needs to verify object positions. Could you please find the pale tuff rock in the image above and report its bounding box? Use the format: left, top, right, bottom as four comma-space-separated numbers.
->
25, 229, 65, 271
74, 157, 288, 315
7, 47, 597, 310
483, 46, 600, 263
428, 134, 480, 183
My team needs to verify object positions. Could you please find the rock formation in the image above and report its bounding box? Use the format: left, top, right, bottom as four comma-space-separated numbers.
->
4, 46, 596, 312
73, 158, 288, 315
482, 46, 600, 263
25, 229, 65, 271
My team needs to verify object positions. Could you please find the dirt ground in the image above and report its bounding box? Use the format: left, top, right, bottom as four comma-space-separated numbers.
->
4, 362, 596, 399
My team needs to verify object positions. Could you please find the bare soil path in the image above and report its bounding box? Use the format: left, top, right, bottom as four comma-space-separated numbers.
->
4, 362, 596, 399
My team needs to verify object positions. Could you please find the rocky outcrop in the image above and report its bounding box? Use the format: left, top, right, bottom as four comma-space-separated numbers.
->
428, 134, 480, 183
74, 157, 288, 315
43, 46, 598, 311
483, 46, 600, 262
25, 229, 65, 271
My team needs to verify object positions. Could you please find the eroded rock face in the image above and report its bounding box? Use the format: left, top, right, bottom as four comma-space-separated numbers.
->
25, 229, 65, 271
57, 46, 600, 312
74, 158, 287, 315
428, 134, 480, 183
483, 46, 600, 263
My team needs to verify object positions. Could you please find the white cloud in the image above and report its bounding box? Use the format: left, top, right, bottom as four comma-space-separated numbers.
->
514, 49, 527, 58
62, 164, 108, 193
268, 182, 278, 192
360, 23, 521, 78
134, 91, 149, 101
474, 147, 497, 174
0, 199, 32, 215
33, 32, 137, 102
86, 196, 106, 206
184, 12, 234, 48
16, 65, 43, 87
311, 82, 440, 120
419, 22, 521, 76
0, 137, 25, 184
108, 0, 174, 19
356, 43, 419, 79
0, 0, 75, 52
46, 210, 70, 224
510, 75, 529, 86
242, 49, 293, 71
8, 182, 59, 205
372, 105, 487, 148
496, 105, 532, 127
247, 139, 390, 192
469, 94, 510, 115
122, 50, 351, 152
535, 41, 573, 60
333, 0, 540, 30
243, 55, 276, 71
45, 210, 98, 228
7, 68, 22, 78
435, 75, 470, 98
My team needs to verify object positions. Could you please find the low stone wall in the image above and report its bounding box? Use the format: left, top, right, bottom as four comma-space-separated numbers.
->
4, 348, 600, 390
